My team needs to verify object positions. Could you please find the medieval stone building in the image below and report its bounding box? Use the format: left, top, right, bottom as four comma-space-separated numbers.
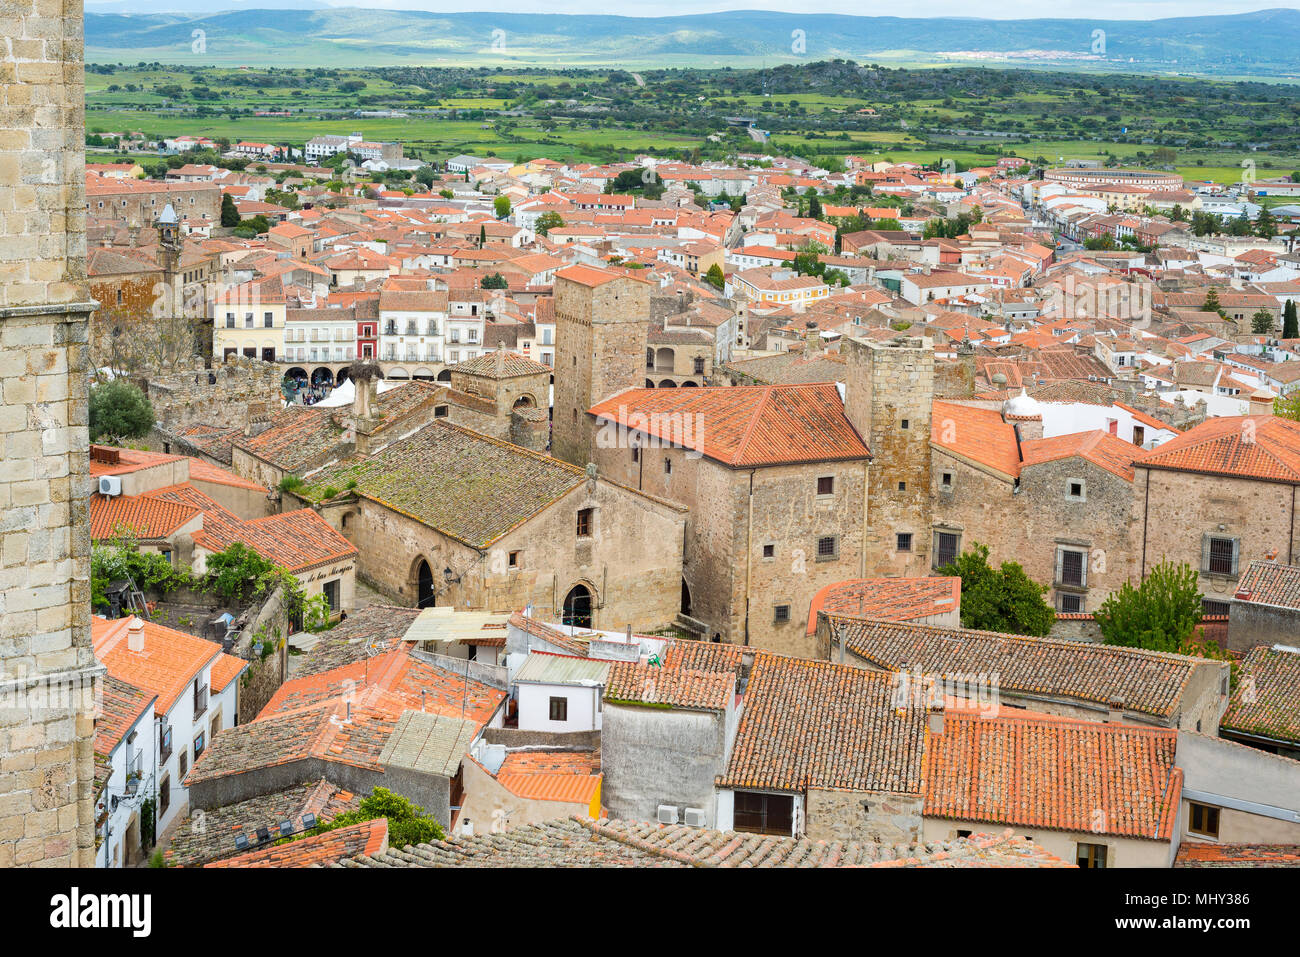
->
0, 0, 102, 867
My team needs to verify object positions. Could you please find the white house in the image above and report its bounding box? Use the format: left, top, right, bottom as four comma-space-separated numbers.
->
92, 616, 245, 845
511, 653, 610, 733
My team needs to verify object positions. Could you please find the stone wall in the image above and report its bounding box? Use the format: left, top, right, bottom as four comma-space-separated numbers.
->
552, 272, 650, 468
600, 702, 729, 829
1134, 465, 1300, 608
0, 0, 102, 867
804, 788, 924, 844
842, 335, 935, 578
144, 354, 284, 433
591, 435, 868, 656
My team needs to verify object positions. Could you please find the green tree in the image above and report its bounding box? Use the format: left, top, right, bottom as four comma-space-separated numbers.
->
1283, 300, 1298, 340
1255, 206, 1277, 239
89, 380, 154, 442
493, 195, 512, 218
807, 193, 823, 220
1251, 308, 1275, 335
936, 542, 1056, 637
320, 787, 444, 849
1202, 286, 1226, 318
704, 262, 725, 290
480, 272, 508, 289
1093, 561, 1203, 653
219, 192, 240, 227
535, 211, 564, 237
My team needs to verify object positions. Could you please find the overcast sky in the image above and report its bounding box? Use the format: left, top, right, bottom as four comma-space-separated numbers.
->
86, 0, 1300, 17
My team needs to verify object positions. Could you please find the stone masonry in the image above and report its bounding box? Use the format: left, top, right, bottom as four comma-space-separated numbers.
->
0, 0, 104, 867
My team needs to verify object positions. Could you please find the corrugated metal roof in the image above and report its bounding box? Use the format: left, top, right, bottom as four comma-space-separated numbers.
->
404, 607, 512, 645
513, 653, 610, 686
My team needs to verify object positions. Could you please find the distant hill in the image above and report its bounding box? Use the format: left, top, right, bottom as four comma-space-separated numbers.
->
85, 7, 1300, 76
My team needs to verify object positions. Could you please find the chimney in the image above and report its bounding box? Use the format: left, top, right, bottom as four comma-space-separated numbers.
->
927, 698, 945, 736
1106, 697, 1125, 724
127, 617, 145, 653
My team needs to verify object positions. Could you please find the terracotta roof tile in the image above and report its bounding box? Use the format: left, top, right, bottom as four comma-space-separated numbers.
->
805, 577, 960, 635
605, 661, 734, 711
1020, 429, 1141, 482
338, 817, 1070, 868
94, 675, 155, 758
1138, 415, 1300, 483
92, 616, 222, 715
922, 713, 1182, 840
827, 616, 1209, 719
207, 818, 387, 868
590, 384, 870, 468
1221, 645, 1300, 745
1233, 560, 1300, 610
717, 656, 926, 793
1175, 842, 1300, 867
90, 493, 200, 542
931, 401, 1021, 479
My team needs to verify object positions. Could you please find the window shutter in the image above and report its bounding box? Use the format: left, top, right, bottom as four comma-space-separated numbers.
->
1201, 534, 1211, 574
1055, 548, 1064, 586
1231, 538, 1241, 576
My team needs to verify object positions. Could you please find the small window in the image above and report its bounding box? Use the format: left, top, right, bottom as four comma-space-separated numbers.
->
576, 508, 593, 538
956, 829, 971, 838
1188, 802, 1220, 838
896, 533, 912, 552
664, 458, 672, 475
762, 544, 775, 559
941, 471, 953, 489
159, 776, 170, 813
817, 476, 834, 495
1204, 536, 1237, 576
1057, 548, 1087, 588
631, 446, 639, 462
1202, 599, 1230, 616
816, 535, 838, 561
193, 731, 205, 760
508, 551, 519, 568
900, 419, 909, 430
548, 696, 568, 722
934, 531, 960, 568
1068, 479, 1085, 501
435, 405, 449, 417
1059, 593, 1083, 614
1077, 843, 1107, 868
897, 481, 906, 492
773, 604, 791, 624
178, 749, 188, 779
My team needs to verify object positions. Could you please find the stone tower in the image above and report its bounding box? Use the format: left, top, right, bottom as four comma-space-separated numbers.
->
843, 335, 935, 578
0, 0, 104, 867
551, 265, 650, 468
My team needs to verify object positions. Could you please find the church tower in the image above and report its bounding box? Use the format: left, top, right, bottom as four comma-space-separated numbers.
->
551, 265, 650, 468
0, 0, 104, 866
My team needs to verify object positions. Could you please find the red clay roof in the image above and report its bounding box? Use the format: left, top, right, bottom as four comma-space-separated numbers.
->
92, 616, 222, 715
1020, 429, 1141, 482
605, 661, 734, 711
589, 384, 870, 468
923, 712, 1182, 840
931, 401, 1021, 479
90, 493, 200, 542
496, 771, 602, 805
1175, 842, 1300, 867
206, 818, 388, 868
1137, 415, 1300, 483
805, 577, 961, 635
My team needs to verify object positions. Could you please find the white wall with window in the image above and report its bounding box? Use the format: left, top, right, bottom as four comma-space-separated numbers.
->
96, 697, 157, 868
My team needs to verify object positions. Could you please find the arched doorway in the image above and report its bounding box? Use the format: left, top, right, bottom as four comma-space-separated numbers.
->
681, 578, 692, 617
512, 394, 535, 410
436, 369, 451, 382
415, 559, 436, 609
311, 367, 334, 387
335, 368, 351, 385
285, 366, 308, 381
659, 379, 677, 388
682, 380, 699, 387
562, 584, 592, 629
645, 378, 656, 388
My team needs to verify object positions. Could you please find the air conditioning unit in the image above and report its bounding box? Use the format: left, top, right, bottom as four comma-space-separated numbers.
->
656, 804, 679, 825
683, 807, 707, 828
98, 475, 122, 497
